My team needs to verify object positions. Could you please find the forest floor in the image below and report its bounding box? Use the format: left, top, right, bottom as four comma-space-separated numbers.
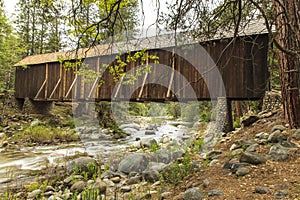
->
164, 110, 300, 200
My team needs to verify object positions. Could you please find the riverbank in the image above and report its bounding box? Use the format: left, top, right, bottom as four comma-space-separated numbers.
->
1, 101, 300, 199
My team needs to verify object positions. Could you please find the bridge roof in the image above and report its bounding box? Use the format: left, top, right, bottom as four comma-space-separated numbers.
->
15, 19, 271, 67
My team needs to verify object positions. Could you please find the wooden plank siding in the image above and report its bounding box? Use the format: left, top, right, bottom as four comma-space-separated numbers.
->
14, 34, 269, 102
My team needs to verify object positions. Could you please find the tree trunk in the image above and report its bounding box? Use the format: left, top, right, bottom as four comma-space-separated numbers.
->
273, 0, 300, 128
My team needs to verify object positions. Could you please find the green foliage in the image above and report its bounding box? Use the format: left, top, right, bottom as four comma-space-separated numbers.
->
233, 118, 241, 128
68, 0, 139, 47
81, 188, 100, 200
108, 49, 159, 84
149, 143, 160, 152
147, 103, 167, 116
129, 102, 148, 116
16, 0, 66, 55
192, 138, 204, 153
166, 102, 181, 119
23, 125, 79, 144
162, 154, 193, 185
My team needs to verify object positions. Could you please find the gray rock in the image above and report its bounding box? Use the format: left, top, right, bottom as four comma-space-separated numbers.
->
30, 119, 42, 127
143, 170, 160, 182
255, 186, 270, 194
274, 190, 288, 199
268, 130, 287, 143
44, 186, 55, 192
148, 162, 167, 172
202, 178, 210, 188
246, 143, 259, 152
241, 115, 259, 127
92, 180, 107, 194
118, 154, 149, 174
119, 123, 140, 130
208, 189, 223, 196
152, 149, 171, 164
64, 175, 83, 185
255, 132, 269, 140
146, 124, 158, 131
70, 181, 86, 193
206, 150, 222, 159
271, 125, 286, 132
145, 130, 156, 135
43, 191, 54, 197
161, 136, 171, 144
125, 176, 142, 185
0, 132, 5, 139
28, 189, 42, 199
184, 187, 204, 200
209, 159, 219, 166
236, 167, 250, 176
161, 192, 172, 199
66, 157, 98, 174
122, 127, 137, 135
240, 151, 266, 165
120, 186, 131, 193
268, 144, 290, 161
141, 138, 157, 148
110, 176, 121, 183
291, 129, 300, 140
231, 148, 244, 156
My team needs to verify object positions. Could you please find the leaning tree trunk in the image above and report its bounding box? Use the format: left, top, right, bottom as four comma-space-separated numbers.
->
273, 0, 300, 128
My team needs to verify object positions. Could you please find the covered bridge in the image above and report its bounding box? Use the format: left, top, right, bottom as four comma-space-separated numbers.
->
14, 21, 270, 103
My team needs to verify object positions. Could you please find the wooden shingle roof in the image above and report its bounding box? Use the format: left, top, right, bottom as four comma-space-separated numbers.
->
15, 19, 271, 67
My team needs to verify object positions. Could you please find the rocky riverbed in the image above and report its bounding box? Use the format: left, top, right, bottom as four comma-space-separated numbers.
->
0, 116, 203, 199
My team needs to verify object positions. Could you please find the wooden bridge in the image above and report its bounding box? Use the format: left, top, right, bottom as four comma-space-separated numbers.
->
14, 21, 269, 103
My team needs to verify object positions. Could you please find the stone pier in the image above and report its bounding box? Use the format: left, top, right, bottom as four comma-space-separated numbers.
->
215, 97, 233, 133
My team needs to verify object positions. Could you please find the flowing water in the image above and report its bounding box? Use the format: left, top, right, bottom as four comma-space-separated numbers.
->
0, 119, 191, 192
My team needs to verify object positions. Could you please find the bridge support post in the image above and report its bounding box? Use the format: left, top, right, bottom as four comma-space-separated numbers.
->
215, 97, 233, 133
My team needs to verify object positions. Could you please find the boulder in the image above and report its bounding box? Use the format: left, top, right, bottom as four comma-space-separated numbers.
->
66, 157, 98, 174
28, 189, 42, 199
236, 167, 250, 176
143, 170, 160, 182
145, 130, 156, 135
141, 138, 157, 148
92, 179, 107, 194
267, 130, 287, 143
184, 187, 204, 200
291, 129, 300, 140
255, 186, 270, 194
208, 189, 223, 196
118, 154, 149, 174
271, 125, 286, 132
239, 151, 266, 165
123, 127, 137, 135
246, 143, 259, 152
241, 115, 259, 127
151, 149, 171, 164
119, 123, 140, 130
268, 144, 290, 161
70, 181, 86, 193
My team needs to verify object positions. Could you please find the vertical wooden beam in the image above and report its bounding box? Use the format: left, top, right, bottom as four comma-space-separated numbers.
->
138, 52, 149, 99
167, 48, 175, 98
45, 63, 49, 99
62, 64, 67, 99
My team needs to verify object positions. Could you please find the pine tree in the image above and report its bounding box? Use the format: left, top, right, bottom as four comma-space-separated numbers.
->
0, 0, 24, 122
16, 0, 66, 55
